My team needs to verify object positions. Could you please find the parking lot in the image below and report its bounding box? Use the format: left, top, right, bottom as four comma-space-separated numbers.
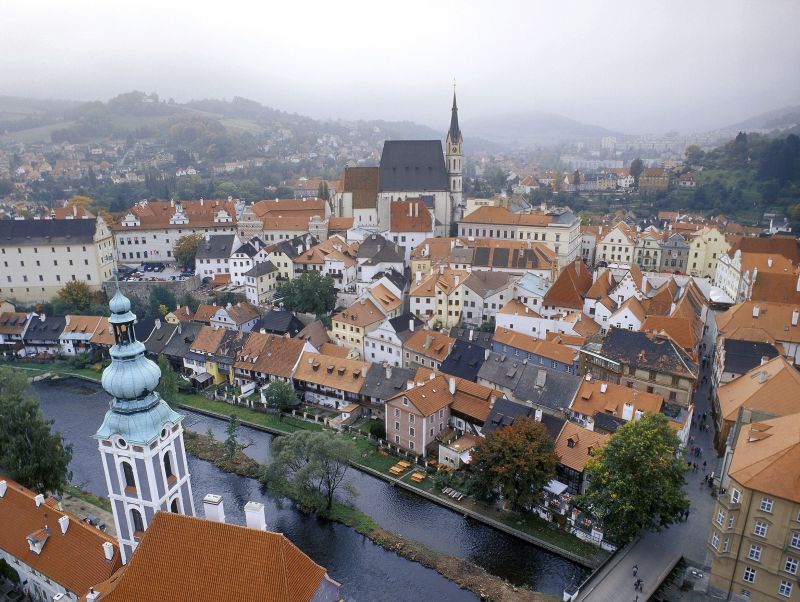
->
118, 263, 195, 283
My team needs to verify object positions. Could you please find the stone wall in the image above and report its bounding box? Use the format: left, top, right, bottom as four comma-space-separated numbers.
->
102, 276, 201, 304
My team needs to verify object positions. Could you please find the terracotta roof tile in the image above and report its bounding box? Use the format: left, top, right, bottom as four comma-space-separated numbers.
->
111, 199, 238, 231
404, 330, 455, 362
717, 356, 800, 423
570, 379, 664, 419
542, 259, 592, 310
493, 329, 577, 365
293, 351, 369, 394
334, 298, 385, 327
553, 422, 609, 473
390, 199, 433, 233
0, 475, 121, 597
89, 512, 330, 602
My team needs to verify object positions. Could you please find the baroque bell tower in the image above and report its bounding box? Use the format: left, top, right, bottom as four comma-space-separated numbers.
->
94, 274, 195, 564
446, 87, 464, 222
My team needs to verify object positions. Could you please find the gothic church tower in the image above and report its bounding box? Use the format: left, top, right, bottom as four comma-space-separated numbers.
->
446, 90, 464, 221
94, 277, 195, 564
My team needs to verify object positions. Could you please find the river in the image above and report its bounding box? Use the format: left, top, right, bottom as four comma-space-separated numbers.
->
32, 378, 588, 601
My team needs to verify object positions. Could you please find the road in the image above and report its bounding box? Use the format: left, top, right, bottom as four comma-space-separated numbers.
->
577, 319, 720, 601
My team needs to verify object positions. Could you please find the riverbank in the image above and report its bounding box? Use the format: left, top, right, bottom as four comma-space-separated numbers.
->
184, 430, 555, 602
15, 362, 603, 567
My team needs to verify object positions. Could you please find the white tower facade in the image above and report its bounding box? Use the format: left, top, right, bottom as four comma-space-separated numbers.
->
94, 280, 195, 564
445, 91, 464, 224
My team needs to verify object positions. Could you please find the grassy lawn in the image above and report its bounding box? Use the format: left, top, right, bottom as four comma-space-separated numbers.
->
351, 438, 408, 473
63, 483, 112, 513
175, 393, 324, 434
12, 361, 102, 382
401, 470, 437, 493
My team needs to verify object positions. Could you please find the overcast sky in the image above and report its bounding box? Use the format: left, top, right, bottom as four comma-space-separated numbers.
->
1, 0, 798, 134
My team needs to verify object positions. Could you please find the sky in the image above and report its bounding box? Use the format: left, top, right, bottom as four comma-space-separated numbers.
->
1, 0, 799, 134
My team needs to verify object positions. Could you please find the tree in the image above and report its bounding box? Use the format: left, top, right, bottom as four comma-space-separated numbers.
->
579, 413, 689, 545
572, 169, 580, 185
684, 145, 704, 165
263, 380, 297, 412
224, 415, 241, 461
173, 233, 203, 269
56, 280, 94, 312
0, 367, 73, 493
629, 158, 644, 184
479, 316, 495, 333
156, 355, 178, 404
469, 417, 557, 511
277, 271, 337, 316
317, 181, 329, 200
148, 285, 177, 318
260, 430, 357, 513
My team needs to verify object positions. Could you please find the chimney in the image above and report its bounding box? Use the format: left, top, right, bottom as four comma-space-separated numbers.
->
361, 366, 367, 377
424, 243, 429, 257
424, 334, 433, 349
759, 370, 768, 384
454, 276, 460, 286
40, 313, 45, 321
407, 381, 415, 390
409, 318, 415, 332
767, 257, 773, 268
35, 493, 44, 507
204, 233, 210, 242
58, 515, 69, 535
65, 315, 70, 326
796, 274, 800, 293
793, 309, 799, 327
408, 203, 413, 217
102, 541, 114, 561
753, 305, 760, 318
484, 347, 491, 360
385, 363, 393, 379
600, 383, 607, 393
622, 402, 634, 421
534, 408, 543, 422
203, 494, 226, 523
585, 373, 592, 382
416, 271, 422, 284
154, 318, 161, 329
448, 377, 456, 395
85, 589, 100, 602
439, 264, 444, 275
0, 481, 6, 497
360, 297, 365, 305
244, 501, 267, 530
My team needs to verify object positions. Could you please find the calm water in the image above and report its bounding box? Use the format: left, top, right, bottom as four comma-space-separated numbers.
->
33, 378, 587, 600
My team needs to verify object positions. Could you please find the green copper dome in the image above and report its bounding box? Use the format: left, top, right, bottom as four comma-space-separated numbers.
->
95, 279, 183, 445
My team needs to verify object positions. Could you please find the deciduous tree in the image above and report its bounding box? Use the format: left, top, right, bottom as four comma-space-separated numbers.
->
173, 233, 203, 269
263, 380, 297, 412
156, 355, 178, 404
277, 271, 337, 316
56, 280, 95, 312
469, 417, 557, 511
0, 368, 73, 494
260, 430, 357, 513
629, 158, 644, 184
579, 413, 689, 545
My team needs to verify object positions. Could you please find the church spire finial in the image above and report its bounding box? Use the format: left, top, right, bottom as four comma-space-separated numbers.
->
448, 83, 461, 143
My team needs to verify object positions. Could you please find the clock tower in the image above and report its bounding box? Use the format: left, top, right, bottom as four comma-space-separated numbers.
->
445, 90, 464, 224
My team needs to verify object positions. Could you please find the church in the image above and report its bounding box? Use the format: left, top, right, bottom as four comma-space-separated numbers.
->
336, 91, 464, 236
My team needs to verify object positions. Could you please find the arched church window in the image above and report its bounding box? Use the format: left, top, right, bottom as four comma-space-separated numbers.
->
170, 498, 179, 513
163, 451, 175, 483
121, 461, 136, 492
130, 509, 144, 536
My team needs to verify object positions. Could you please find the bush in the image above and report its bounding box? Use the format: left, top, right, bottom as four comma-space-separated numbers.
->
368, 421, 386, 440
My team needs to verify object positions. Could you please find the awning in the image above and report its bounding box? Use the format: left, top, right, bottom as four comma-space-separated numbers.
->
192, 372, 213, 384
545, 479, 568, 496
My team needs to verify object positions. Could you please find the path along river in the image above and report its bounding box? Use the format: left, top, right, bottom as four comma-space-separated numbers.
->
32, 378, 588, 601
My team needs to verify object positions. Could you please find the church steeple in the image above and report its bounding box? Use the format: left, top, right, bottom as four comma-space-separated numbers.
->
448, 90, 462, 144
95, 271, 195, 564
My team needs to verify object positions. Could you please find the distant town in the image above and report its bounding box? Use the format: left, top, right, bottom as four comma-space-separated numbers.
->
1, 89, 799, 602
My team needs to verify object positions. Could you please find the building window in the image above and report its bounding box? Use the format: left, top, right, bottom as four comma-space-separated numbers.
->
409, 414, 415, 423
722, 538, 729, 552
728, 516, 735, 530
742, 567, 756, 583
409, 440, 415, 451
716, 510, 725, 526
394, 435, 400, 444
760, 497, 774, 513
163, 452, 175, 484
170, 498, 179, 513
409, 427, 415, 437
711, 531, 719, 550
731, 488, 740, 504
754, 521, 768, 538
131, 509, 145, 536
785, 557, 798, 575
394, 408, 400, 418
779, 580, 793, 598
394, 421, 400, 431
791, 532, 800, 549
121, 461, 136, 492
748, 544, 762, 562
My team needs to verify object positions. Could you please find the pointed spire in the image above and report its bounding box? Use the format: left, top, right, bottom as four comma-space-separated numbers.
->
448, 83, 462, 144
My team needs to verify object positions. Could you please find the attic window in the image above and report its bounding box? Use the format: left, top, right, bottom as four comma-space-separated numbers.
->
567, 437, 577, 448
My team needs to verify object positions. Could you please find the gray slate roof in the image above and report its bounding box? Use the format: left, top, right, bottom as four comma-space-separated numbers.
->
358, 234, 405, 265
379, 140, 448, 192
722, 339, 781, 375
478, 352, 580, 411
0, 218, 96, 245
361, 364, 416, 401
295, 320, 330, 348
161, 321, 203, 359
599, 328, 699, 378
143, 322, 178, 356
196, 234, 237, 260
484, 397, 565, 440
462, 271, 514, 298
440, 339, 487, 381
450, 328, 493, 349
23, 315, 66, 342
388, 312, 425, 343
244, 261, 277, 277
270, 234, 318, 260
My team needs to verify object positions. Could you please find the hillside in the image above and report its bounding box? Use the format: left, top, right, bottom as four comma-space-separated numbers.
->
463, 110, 617, 147
723, 104, 800, 133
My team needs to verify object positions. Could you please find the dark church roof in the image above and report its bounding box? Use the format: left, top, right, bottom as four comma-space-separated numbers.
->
379, 141, 448, 192
0, 218, 97, 245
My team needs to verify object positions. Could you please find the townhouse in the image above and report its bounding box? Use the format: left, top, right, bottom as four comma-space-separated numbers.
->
457, 205, 581, 265
364, 313, 424, 366
384, 373, 500, 456
715, 301, 800, 365
687, 226, 729, 279
331, 297, 386, 358
388, 198, 435, 263
580, 328, 699, 407
553, 422, 610, 495
0, 312, 31, 355
294, 236, 358, 292
539, 259, 592, 318
567, 376, 665, 434
712, 339, 782, 386
360, 363, 417, 420
0, 217, 115, 303
514, 271, 551, 312
715, 250, 795, 304
194, 233, 239, 280
707, 415, 800, 601
229, 236, 269, 287
403, 329, 455, 371
293, 351, 369, 409
492, 328, 579, 373
410, 266, 468, 328
659, 233, 690, 273
333, 166, 380, 227
244, 261, 279, 305
209, 302, 261, 332
264, 234, 318, 284
355, 234, 405, 293
114, 198, 239, 263
495, 299, 593, 342
714, 356, 800, 447
595, 222, 635, 266
459, 271, 517, 327
239, 197, 328, 243
21, 314, 66, 356
231, 332, 308, 401
634, 228, 663, 271
59, 315, 104, 355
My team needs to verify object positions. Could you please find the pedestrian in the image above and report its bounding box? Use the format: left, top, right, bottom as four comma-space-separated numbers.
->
703, 461, 707, 471
633, 564, 638, 577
